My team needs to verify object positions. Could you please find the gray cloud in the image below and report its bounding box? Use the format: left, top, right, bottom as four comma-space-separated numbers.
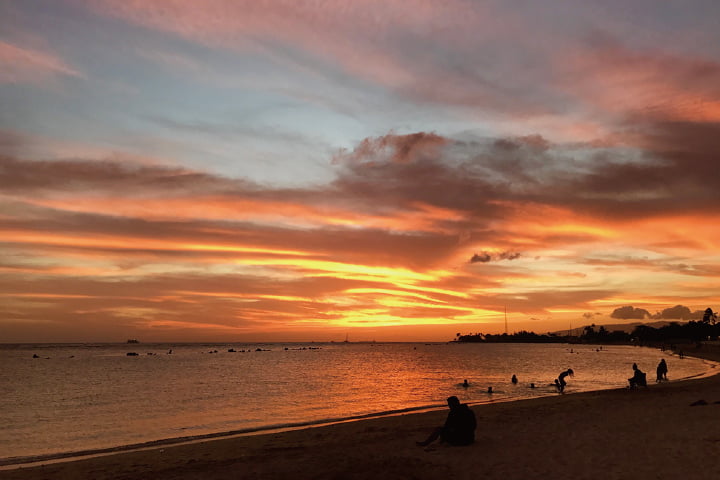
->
470, 252, 492, 263
652, 305, 693, 320
611, 306, 650, 320
0, 155, 249, 195
5, 120, 720, 226
470, 251, 521, 263
332, 131, 448, 165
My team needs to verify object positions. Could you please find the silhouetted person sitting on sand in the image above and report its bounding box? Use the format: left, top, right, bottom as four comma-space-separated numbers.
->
417, 396, 476, 447
556, 368, 574, 393
656, 359, 668, 382
629, 363, 647, 388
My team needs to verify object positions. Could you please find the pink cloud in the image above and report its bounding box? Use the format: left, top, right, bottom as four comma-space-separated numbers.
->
83, 0, 428, 81
0, 41, 82, 84
558, 44, 720, 122
77, 1, 720, 140
82, 0, 529, 110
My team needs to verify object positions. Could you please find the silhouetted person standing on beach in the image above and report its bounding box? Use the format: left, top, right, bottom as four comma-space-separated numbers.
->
417, 396, 476, 446
556, 368, 574, 393
656, 359, 668, 382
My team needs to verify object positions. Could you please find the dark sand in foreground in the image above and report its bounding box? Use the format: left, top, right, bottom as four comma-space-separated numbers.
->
4, 346, 720, 480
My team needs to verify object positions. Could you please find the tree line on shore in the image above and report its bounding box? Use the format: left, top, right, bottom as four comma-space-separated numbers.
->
455, 308, 718, 344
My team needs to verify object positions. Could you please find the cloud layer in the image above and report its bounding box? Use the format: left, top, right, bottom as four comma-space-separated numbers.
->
2, 1, 720, 341
3, 119, 719, 341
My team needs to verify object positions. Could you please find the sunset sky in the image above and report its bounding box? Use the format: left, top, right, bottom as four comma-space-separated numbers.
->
2, 0, 720, 343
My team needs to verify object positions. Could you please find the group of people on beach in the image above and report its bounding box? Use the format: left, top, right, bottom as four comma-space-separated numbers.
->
628, 359, 668, 388
463, 357, 670, 396
419, 357, 672, 447
559, 359, 669, 392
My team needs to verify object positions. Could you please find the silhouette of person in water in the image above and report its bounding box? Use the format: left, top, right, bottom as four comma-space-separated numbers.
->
511, 374, 518, 384
656, 359, 668, 382
417, 396, 477, 447
628, 363, 647, 388
462, 379, 469, 388
556, 368, 574, 393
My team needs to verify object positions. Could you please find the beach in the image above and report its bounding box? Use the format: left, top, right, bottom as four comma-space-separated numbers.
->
3, 346, 720, 480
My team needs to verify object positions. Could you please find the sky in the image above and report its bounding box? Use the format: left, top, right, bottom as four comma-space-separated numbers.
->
2, 0, 720, 343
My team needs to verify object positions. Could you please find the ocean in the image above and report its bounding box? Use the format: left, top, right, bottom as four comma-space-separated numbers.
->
0, 342, 713, 464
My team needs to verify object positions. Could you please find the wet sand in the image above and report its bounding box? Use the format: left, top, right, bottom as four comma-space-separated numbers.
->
4, 346, 720, 480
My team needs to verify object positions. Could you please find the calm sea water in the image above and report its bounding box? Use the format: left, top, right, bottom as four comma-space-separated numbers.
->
0, 342, 714, 463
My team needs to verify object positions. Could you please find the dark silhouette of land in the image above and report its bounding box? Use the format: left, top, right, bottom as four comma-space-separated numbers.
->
455, 311, 719, 345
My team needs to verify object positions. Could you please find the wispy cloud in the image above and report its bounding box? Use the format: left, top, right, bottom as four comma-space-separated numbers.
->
558, 42, 720, 122
0, 41, 82, 84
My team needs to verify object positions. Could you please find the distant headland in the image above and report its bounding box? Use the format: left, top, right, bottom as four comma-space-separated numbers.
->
454, 311, 719, 345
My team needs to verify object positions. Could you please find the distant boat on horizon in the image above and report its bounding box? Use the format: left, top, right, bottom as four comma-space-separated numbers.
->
344, 333, 349, 343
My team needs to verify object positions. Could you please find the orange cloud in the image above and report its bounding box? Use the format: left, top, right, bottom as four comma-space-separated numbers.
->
2, 122, 720, 341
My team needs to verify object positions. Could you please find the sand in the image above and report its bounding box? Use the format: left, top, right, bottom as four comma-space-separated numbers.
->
4, 346, 720, 480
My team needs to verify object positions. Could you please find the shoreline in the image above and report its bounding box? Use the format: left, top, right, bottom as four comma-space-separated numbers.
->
5, 372, 720, 479
5, 345, 715, 469
0, 404, 452, 469
4, 346, 720, 479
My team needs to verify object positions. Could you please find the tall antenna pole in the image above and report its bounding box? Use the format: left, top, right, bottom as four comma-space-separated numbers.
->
504, 305, 508, 335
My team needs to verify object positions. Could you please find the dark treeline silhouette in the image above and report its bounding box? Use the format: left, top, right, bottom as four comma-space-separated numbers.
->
579, 324, 632, 343
629, 320, 719, 343
455, 331, 568, 343
455, 308, 718, 344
